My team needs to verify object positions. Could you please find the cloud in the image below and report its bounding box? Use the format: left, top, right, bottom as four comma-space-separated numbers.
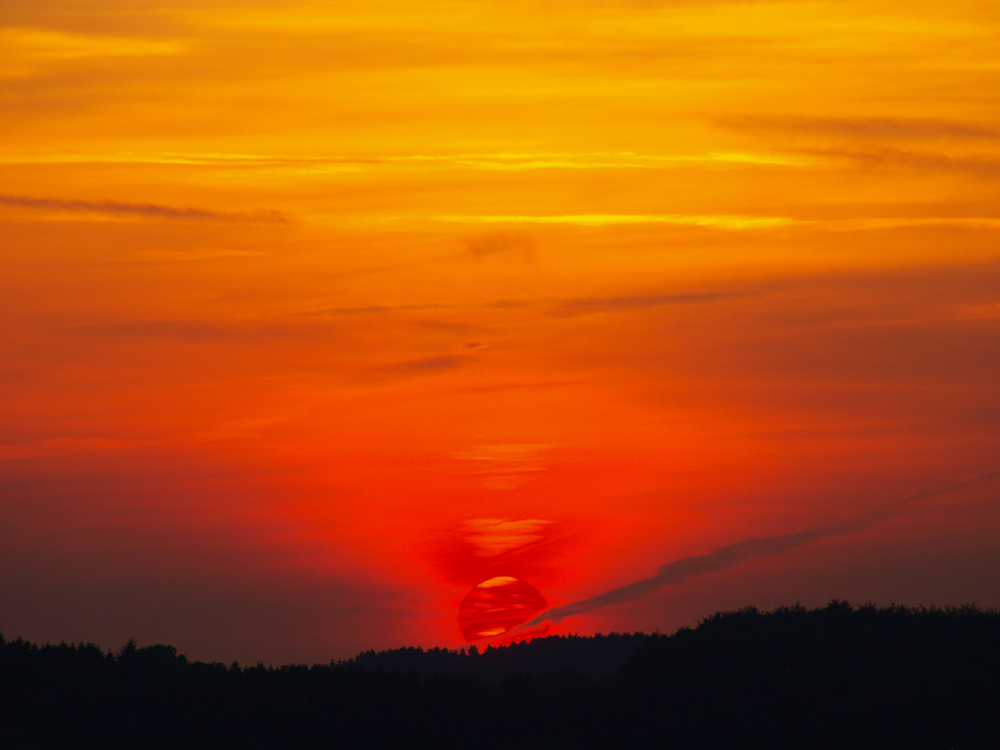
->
452, 444, 550, 490
463, 232, 535, 262
0, 437, 136, 461
450, 379, 583, 395
819, 147, 1000, 177
394, 151, 807, 170
295, 303, 452, 317
461, 518, 556, 557
394, 355, 463, 371
555, 291, 744, 315
132, 248, 270, 263
720, 115, 1000, 141
0, 152, 381, 169
0, 151, 807, 172
715, 117, 1000, 177
0, 27, 184, 76
69, 320, 296, 342
452, 444, 551, 462
483, 290, 750, 317
817, 217, 1000, 232
0, 194, 287, 223
521, 470, 1000, 628
439, 214, 797, 229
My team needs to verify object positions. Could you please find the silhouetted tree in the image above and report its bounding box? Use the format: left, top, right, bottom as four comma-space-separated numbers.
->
2, 603, 999, 749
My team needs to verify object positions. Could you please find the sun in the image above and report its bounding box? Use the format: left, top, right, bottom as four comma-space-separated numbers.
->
458, 576, 548, 642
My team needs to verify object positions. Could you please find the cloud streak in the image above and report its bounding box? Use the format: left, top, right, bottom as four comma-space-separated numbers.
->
826, 147, 1000, 177
485, 290, 752, 317
0, 27, 184, 66
522, 470, 1000, 628
555, 291, 744, 315
437, 214, 798, 229
0, 437, 137, 461
0, 151, 806, 172
720, 115, 1000, 141
295, 303, 452, 317
464, 232, 535, 262
0, 194, 287, 223
69, 320, 298, 342
393, 354, 464, 372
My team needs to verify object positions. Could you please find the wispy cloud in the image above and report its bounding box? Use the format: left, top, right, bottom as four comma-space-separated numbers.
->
464, 232, 535, 262
483, 290, 750, 317
818, 217, 1000, 231
0, 151, 807, 172
452, 444, 551, 490
521, 470, 1000, 628
294, 303, 453, 317
0, 437, 137, 461
69, 321, 297, 342
296, 291, 746, 325
0, 27, 184, 77
721, 115, 1000, 141
819, 147, 1000, 176
0, 194, 287, 223
437, 214, 798, 229
393, 355, 464, 372
461, 518, 556, 557
555, 291, 744, 314
0, 152, 380, 169
391, 151, 809, 170
451, 379, 583, 394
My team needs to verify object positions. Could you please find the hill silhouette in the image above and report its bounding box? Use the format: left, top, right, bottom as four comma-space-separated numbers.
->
342, 631, 646, 681
2, 601, 999, 749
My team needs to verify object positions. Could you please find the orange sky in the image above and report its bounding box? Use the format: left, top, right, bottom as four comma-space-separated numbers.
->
2, 0, 1000, 663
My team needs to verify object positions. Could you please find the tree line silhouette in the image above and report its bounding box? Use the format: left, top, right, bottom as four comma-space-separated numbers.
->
2, 601, 999, 749
344, 631, 646, 681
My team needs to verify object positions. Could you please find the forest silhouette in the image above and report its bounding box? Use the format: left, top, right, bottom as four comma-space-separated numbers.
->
2, 601, 999, 749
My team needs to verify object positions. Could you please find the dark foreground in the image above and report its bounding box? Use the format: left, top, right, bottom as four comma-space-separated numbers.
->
3, 602, 999, 749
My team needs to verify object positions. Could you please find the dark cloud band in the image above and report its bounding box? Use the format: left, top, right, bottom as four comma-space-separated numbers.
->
0, 194, 286, 223
522, 470, 1000, 628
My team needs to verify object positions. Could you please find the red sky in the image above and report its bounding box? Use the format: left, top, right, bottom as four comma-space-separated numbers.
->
2, 0, 1000, 664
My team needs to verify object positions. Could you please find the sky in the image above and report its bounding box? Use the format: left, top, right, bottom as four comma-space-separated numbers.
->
2, 0, 999, 664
